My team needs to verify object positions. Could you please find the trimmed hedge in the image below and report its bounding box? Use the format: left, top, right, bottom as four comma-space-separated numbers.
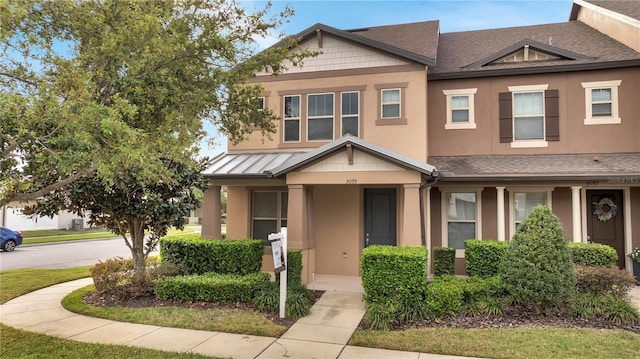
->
155, 272, 269, 303
433, 247, 455, 276
465, 239, 509, 278
276, 249, 303, 286
568, 242, 618, 267
361, 245, 428, 303
159, 235, 263, 275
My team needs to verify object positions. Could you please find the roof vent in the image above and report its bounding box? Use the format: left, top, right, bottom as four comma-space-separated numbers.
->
548, 36, 552, 45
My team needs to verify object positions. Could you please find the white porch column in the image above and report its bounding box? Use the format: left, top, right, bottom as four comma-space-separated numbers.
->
402, 183, 422, 246
571, 186, 582, 243
496, 187, 506, 241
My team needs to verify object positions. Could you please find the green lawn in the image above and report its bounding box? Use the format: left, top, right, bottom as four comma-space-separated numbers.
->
3, 266, 639, 359
21, 227, 194, 245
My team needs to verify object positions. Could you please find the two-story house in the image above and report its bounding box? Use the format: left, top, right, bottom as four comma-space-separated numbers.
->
201, 0, 640, 281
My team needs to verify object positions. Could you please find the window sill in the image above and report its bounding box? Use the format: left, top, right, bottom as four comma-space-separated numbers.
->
455, 249, 465, 258
278, 142, 325, 149
445, 123, 476, 130
584, 117, 621, 125
510, 140, 548, 148
375, 118, 407, 126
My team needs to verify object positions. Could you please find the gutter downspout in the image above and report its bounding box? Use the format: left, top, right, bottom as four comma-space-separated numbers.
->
420, 171, 439, 281
420, 171, 439, 247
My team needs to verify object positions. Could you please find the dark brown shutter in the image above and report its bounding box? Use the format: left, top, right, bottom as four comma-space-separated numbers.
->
545, 89, 560, 141
499, 92, 513, 143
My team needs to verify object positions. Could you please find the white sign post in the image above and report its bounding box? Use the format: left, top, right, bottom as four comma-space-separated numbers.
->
268, 228, 287, 318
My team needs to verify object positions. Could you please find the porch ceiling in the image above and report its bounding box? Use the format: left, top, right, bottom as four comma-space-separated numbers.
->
429, 153, 640, 181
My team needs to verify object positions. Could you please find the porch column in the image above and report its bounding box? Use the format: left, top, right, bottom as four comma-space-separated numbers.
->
496, 187, 506, 241
287, 184, 309, 250
200, 185, 222, 239
571, 186, 582, 243
402, 183, 421, 246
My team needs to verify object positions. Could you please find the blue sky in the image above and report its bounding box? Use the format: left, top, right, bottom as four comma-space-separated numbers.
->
201, 0, 574, 158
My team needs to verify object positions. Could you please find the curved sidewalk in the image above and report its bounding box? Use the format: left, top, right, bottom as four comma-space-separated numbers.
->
0, 278, 476, 359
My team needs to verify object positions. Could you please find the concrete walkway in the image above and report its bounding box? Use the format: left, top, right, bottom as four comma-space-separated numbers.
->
0, 278, 477, 359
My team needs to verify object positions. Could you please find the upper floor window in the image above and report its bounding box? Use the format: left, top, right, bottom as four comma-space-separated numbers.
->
307, 93, 334, 141
375, 83, 408, 126
257, 97, 265, 110
443, 88, 477, 129
283, 95, 300, 142
381, 89, 401, 119
500, 84, 559, 148
341, 91, 359, 136
581, 80, 621, 125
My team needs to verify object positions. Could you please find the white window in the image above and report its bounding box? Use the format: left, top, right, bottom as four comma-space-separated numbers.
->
582, 80, 621, 125
443, 88, 477, 129
381, 89, 401, 119
307, 93, 334, 141
283, 95, 300, 142
442, 190, 482, 257
257, 97, 265, 110
508, 84, 548, 148
341, 91, 359, 136
509, 189, 553, 236
252, 191, 288, 244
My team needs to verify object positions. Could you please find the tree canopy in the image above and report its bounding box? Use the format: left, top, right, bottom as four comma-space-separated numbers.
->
1, 0, 312, 206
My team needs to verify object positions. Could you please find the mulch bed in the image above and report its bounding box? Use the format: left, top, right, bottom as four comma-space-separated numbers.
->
83, 285, 639, 334
83, 286, 325, 328
360, 304, 640, 334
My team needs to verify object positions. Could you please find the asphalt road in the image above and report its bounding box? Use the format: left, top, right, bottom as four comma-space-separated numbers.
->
0, 238, 159, 271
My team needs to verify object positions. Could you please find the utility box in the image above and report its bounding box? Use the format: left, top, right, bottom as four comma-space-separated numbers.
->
71, 218, 83, 230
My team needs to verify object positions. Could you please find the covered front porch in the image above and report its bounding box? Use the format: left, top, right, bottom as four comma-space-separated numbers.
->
201, 136, 438, 283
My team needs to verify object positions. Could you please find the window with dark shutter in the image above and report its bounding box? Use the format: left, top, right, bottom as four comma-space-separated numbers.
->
499, 92, 513, 143
545, 89, 559, 141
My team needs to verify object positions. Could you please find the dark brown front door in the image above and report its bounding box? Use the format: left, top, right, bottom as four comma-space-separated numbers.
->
586, 190, 625, 268
364, 188, 397, 247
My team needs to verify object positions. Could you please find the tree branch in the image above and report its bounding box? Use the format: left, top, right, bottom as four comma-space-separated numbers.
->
0, 165, 98, 207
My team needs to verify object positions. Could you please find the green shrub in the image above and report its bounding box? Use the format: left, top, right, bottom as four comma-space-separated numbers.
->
424, 276, 465, 317
155, 272, 269, 303
433, 247, 455, 276
365, 300, 396, 330
159, 235, 263, 275
464, 239, 509, 278
499, 206, 576, 311
253, 281, 279, 312
360, 245, 428, 304
276, 249, 303, 286
568, 242, 618, 267
286, 287, 311, 318
569, 292, 639, 325
90, 257, 134, 292
574, 265, 636, 297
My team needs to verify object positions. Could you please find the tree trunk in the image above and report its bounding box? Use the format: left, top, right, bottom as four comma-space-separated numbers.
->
130, 218, 147, 288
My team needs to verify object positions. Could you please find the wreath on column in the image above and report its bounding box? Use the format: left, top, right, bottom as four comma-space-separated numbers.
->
592, 197, 617, 222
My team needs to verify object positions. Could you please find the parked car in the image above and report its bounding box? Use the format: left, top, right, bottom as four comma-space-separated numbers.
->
1, 226, 23, 252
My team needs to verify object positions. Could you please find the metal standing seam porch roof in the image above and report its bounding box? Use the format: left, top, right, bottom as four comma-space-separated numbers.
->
203, 136, 438, 179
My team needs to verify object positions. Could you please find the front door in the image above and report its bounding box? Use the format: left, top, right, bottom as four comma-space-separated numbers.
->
586, 190, 625, 268
364, 188, 397, 247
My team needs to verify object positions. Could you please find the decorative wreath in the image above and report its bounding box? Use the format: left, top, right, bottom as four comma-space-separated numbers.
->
592, 197, 617, 222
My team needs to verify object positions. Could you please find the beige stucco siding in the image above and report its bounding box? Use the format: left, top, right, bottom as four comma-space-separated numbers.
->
232, 67, 429, 162
428, 68, 640, 156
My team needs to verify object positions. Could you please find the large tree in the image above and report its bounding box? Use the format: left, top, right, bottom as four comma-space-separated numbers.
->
1, 0, 311, 206
2, 0, 312, 283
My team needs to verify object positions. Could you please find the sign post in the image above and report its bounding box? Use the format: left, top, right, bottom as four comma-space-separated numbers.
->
268, 228, 287, 318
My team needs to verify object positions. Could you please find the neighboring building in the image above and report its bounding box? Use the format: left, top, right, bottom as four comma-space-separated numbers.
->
1, 202, 90, 231
201, 0, 640, 280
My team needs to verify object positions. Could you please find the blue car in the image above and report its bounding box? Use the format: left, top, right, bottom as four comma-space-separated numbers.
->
1, 226, 23, 252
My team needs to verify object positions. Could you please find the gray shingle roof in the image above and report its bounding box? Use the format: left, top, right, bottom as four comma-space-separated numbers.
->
429, 153, 640, 181
430, 21, 640, 78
